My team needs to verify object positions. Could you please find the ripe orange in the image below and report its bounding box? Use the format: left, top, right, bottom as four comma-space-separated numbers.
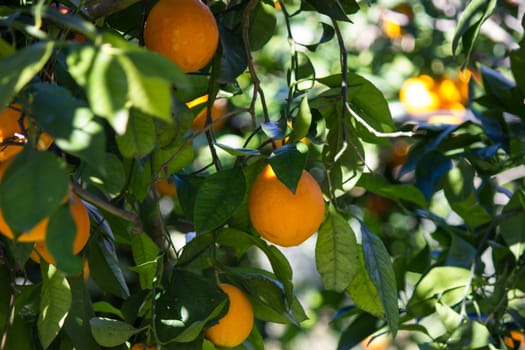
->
130, 344, 158, 350
0, 105, 53, 162
155, 178, 177, 197
144, 0, 219, 73
248, 164, 325, 247
503, 330, 524, 349
192, 99, 228, 131
30, 192, 91, 265
360, 333, 390, 350
399, 75, 440, 115
204, 283, 254, 348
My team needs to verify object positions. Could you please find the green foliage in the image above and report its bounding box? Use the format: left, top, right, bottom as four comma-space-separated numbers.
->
0, 0, 524, 349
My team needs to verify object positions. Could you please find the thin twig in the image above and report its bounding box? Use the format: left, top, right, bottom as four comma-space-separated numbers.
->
72, 183, 143, 232
241, 0, 270, 126
345, 103, 416, 138
159, 108, 249, 175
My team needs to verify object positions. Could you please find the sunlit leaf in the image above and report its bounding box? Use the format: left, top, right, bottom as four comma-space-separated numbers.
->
89, 317, 141, 347
38, 263, 72, 349
315, 206, 358, 292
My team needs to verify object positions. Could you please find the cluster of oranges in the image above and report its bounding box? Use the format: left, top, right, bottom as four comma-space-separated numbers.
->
0, 105, 90, 267
142, 0, 328, 347
399, 71, 471, 124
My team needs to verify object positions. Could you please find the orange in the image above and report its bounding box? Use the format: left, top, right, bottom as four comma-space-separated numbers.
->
427, 113, 463, 125
436, 78, 463, 109
248, 164, 325, 247
382, 4, 413, 39
399, 75, 440, 115
31, 192, 91, 265
204, 283, 254, 348
0, 105, 53, 162
130, 344, 158, 350
144, 0, 219, 73
186, 95, 228, 131
360, 333, 390, 350
503, 330, 524, 349
155, 178, 177, 197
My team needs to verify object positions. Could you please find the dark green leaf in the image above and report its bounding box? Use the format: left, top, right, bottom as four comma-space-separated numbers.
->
80, 153, 126, 196
215, 143, 261, 157
219, 25, 248, 82
511, 39, 525, 92
452, 0, 497, 65
268, 142, 309, 194
302, 0, 352, 22
46, 203, 84, 275
290, 96, 312, 142
294, 52, 315, 91
248, 0, 276, 51
443, 161, 492, 227
337, 313, 378, 350
500, 191, 525, 261
407, 266, 471, 317
89, 317, 141, 347
347, 249, 383, 318
357, 173, 427, 208
0, 41, 54, 107
87, 238, 130, 299
361, 224, 398, 335
315, 206, 358, 292
300, 22, 335, 52
64, 277, 102, 350
193, 167, 246, 233
415, 151, 453, 202
0, 148, 69, 234
31, 84, 106, 166
38, 263, 72, 349
116, 109, 156, 158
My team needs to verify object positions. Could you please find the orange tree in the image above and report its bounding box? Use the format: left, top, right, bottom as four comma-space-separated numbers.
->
0, 0, 524, 349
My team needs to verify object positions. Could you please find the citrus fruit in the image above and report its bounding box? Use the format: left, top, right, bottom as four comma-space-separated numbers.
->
360, 333, 391, 350
31, 192, 91, 265
156, 178, 177, 197
503, 330, 524, 349
144, 0, 219, 73
130, 344, 158, 350
436, 77, 463, 108
399, 75, 440, 115
248, 164, 325, 247
204, 283, 254, 348
191, 98, 228, 131
0, 105, 53, 162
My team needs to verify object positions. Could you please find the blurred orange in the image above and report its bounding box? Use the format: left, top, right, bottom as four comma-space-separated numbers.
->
399, 75, 439, 115
186, 95, 228, 131
427, 114, 463, 125
156, 178, 177, 197
361, 333, 390, 350
382, 4, 413, 39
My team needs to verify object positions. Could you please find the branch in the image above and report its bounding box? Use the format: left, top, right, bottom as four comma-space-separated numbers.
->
241, 0, 270, 126
82, 0, 140, 19
345, 103, 416, 138
72, 183, 143, 233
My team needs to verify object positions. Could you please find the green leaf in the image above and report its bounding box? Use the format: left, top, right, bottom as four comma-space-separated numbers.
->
444, 162, 492, 227
80, 153, 126, 196
315, 206, 358, 292
0, 148, 69, 234
31, 84, 106, 167
193, 167, 246, 233
361, 224, 398, 335
294, 52, 316, 91
64, 277, 102, 350
130, 233, 160, 265
155, 269, 227, 344
511, 38, 525, 92
302, 0, 352, 22
0, 41, 54, 107
219, 26, 248, 82
215, 143, 261, 157
116, 109, 156, 158
216, 228, 294, 304
347, 249, 384, 318
268, 142, 309, 194
89, 317, 141, 347
452, 0, 498, 66
337, 313, 378, 350
500, 191, 525, 261
92, 301, 126, 320
357, 173, 428, 208
149, 140, 195, 176
436, 303, 491, 349
85, 46, 129, 134
87, 238, 130, 299
248, 0, 276, 51
38, 263, 72, 349
46, 203, 84, 275
290, 96, 312, 142
407, 266, 471, 317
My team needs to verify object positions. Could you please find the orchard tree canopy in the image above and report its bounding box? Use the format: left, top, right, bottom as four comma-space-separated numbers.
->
0, 0, 524, 349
